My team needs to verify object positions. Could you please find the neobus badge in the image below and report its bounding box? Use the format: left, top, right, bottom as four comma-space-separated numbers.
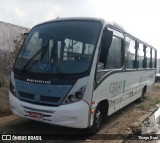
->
26, 79, 51, 84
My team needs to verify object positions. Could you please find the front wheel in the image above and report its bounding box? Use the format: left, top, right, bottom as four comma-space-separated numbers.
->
86, 108, 103, 134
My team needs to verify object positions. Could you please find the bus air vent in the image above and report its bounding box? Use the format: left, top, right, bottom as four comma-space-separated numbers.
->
19, 92, 35, 100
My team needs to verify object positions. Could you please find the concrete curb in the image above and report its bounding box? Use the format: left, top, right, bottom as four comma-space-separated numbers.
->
121, 106, 160, 142
137, 105, 160, 134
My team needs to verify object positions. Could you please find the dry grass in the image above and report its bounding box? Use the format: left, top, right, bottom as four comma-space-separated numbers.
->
136, 83, 160, 110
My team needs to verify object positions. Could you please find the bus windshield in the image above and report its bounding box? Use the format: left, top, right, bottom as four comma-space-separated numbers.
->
14, 20, 102, 74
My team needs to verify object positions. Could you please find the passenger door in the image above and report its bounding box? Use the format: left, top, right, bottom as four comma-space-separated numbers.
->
95, 27, 125, 114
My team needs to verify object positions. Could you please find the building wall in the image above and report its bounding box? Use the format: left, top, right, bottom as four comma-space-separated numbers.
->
0, 21, 29, 86
0, 21, 29, 51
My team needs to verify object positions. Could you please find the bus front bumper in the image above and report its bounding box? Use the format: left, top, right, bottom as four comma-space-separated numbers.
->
9, 92, 90, 128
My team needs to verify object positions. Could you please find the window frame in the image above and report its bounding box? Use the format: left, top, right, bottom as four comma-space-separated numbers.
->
137, 42, 145, 69
125, 36, 137, 70
152, 49, 156, 69
96, 27, 124, 82
145, 46, 152, 69
105, 35, 123, 70
102, 28, 124, 71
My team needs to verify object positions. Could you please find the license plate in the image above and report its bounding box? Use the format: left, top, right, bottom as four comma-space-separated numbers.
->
28, 112, 43, 119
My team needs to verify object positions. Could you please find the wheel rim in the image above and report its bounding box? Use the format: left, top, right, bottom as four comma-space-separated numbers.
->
95, 110, 102, 128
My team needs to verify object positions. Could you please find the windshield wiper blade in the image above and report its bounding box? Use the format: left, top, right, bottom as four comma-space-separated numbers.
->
21, 39, 64, 77
21, 46, 47, 73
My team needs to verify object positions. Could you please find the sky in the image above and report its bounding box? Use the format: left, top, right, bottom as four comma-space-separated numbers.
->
0, 0, 159, 58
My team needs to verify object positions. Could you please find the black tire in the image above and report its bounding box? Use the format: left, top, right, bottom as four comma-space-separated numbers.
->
137, 89, 145, 103
86, 107, 103, 134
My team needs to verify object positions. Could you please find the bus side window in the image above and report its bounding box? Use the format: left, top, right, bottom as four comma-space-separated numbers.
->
146, 47, 151, 68
125, 37, 136, 69
152, 49, 156, 68
96, 28, 113, 82
99, 28, 113, 69
137, 43, 144, 69
106, 36, 122, 69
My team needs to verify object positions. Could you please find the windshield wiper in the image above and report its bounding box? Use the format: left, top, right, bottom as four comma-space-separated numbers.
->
21, 40, 64, 78
21, 45, 48, 73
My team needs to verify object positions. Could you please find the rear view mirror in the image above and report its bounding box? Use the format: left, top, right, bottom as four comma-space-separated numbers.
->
99, 28, 113, 68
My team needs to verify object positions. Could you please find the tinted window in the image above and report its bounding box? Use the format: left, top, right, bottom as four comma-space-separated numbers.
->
125, 37, 136, 69
63, 39, 94, 61
14, 21, 102, 74
146, 47, 151, 68
152, 49, 156, 68
106, 36, 122, 69
138, 43, 144, 68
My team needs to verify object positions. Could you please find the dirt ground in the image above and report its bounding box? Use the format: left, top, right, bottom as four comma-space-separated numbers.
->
136, 83, 160, 110
0, 86, 11, 117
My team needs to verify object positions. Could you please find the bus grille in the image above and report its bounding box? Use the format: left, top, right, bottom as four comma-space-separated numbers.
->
19, 92, 34, 100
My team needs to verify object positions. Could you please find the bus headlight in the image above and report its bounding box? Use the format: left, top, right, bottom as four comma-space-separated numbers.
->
62, 86, 86, 105
10, 81, 17, 97
68, 95, 76, 102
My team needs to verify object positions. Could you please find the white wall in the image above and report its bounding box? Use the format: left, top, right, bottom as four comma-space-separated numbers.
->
0, 21, 29, 52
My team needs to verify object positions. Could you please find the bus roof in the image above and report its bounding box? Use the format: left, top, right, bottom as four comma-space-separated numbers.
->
37, 17, 105, 26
